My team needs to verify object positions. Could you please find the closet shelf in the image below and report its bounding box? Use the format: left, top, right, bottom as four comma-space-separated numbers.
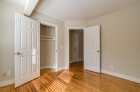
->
40, 35, 55, 39
40, 38, 55, 40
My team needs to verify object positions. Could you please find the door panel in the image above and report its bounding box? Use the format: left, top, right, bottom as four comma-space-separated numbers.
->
31, 32, 38, 49
15, 13, 40, 87
20, 30, 29, 50
32, 55, 37, 73
92, 35, 97, 49
31, 22, 39, 30
92, 53, 97, 67
20, 56, 28, 77
20, 19, 29, 27
72, 33, 78, 62
84, 25, 100, 73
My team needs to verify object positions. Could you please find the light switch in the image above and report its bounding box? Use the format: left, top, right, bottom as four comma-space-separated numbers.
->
60, 46, 63, 49
7, 71, 11, 76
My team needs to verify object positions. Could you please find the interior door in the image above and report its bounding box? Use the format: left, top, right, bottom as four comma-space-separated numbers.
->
84, 25, 100, 73
15, 13, 40, 87
72, 33, 78, 62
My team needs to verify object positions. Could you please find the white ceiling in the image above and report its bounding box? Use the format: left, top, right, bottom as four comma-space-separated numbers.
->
34, 0, 140, 21
5, 0, 140, 21
5, 0, 26, 7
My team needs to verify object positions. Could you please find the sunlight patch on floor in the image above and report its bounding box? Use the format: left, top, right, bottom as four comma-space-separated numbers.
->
58, 70, 74, 83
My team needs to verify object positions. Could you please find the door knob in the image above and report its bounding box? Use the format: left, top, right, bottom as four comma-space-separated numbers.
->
17, 52, 20, 55
97, 51, 100, 52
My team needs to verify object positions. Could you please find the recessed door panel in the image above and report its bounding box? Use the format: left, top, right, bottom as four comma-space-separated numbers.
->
85, 52, 90, 65
20, 19, 29, 27
85, 36, 91, 49
92, 35, 97, 49
32, 32, 38, 50
92, 53, 97, 67
20, 30, 29, 50
32, 55, 37, 73
20, 56, 28, 77
31, 23, 38, 30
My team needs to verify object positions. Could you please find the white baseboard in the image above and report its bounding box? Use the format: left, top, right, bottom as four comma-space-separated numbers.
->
69, 60, 83, 64
0, 79, 14, 87
69, 61, 76, 63
78, 59, 83, 61
40, 66, 55, 70
101, 70, 140, 83
69, 61, 73, 63
57, 66, 67, 71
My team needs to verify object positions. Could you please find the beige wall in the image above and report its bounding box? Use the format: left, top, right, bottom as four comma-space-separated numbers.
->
40, 25, 55, 67
30, 11, 65, 68
40, 25, 55, 37
88, 3, 140, 78
65, 21, 87, 28
69, 30, 83, 63
0, 0, 24, 82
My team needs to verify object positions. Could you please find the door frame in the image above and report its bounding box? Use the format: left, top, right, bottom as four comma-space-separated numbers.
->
38, 20, 58, 71
65, 27, 85, 69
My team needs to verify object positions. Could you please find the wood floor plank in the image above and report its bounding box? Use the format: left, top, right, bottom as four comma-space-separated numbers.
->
0, 61, 140, 92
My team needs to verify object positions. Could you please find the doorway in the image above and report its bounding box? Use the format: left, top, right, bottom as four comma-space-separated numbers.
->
65, 26, 101, 73
69, 29, 84, 65
65, 27, 85, 69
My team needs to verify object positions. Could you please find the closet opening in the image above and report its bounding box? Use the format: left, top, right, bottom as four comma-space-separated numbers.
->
40, 21, 58, 71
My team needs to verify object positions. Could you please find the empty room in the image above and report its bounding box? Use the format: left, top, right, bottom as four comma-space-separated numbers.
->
0, 0, 140, 92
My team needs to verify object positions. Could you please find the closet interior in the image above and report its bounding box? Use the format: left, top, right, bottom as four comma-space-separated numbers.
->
40, 24, 55, 69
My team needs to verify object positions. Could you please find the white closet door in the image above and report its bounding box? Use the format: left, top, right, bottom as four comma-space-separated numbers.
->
84, 25, 100, 73
15, 13, 40, 87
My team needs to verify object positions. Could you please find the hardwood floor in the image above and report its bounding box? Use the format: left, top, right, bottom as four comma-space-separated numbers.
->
0, 61, 140, 92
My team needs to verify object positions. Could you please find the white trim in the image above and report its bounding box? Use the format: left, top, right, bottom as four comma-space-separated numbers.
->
78, 59, 83, 61
40, 66, 55, 70
40, 66, 47, 70
69, 61, 76, 63
65, 27, 86, 70
101, 70, 140, 83
0, 79, 15, 87
57, 66, 67, 71
37, 20, 58, 72
24, 0, 39, 16
38, 20, 58, 27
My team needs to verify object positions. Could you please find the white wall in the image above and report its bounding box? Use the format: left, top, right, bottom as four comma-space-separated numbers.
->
0, 0, 24, 82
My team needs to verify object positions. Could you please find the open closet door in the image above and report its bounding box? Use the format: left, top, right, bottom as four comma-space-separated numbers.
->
84, 25, 100, 73
15, 13, 40, 87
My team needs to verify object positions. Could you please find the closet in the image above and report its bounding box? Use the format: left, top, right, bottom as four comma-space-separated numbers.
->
40, 24, 56, 69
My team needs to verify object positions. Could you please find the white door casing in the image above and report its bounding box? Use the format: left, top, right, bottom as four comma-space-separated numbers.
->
84, 25, 100, 73
72, 33, 78, 62
15, 13, 40, 87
